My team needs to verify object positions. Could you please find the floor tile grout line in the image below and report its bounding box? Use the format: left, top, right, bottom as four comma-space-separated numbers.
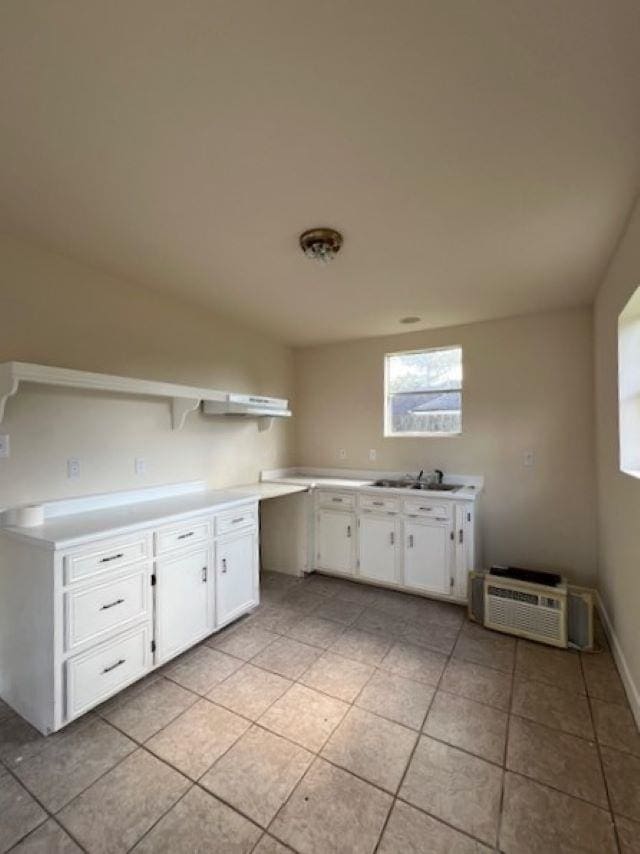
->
123, 782, 197, 854
372, 604, 467, 854
579, 652, 622, 854
0, 755, 91, 853
494, 636, 517, 853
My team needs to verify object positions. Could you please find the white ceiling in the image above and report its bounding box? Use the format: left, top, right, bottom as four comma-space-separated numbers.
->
1, 1, 639, 345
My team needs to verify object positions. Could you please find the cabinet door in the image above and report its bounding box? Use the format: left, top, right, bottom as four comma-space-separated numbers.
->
156, 546, 212, 663
404, 519, 452, 595
217, 530, 258, 628
316, 509, 355, 575
358, 513, 399, 584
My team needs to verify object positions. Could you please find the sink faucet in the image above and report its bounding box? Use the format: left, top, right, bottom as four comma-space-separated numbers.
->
433, 469, 444, 484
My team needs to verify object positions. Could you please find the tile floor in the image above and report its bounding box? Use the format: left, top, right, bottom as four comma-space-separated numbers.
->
1, 570, 639, 853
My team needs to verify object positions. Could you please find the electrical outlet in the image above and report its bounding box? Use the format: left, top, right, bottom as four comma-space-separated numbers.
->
0, 434, 9, 458
135, 457, 146, 475
523, 450, 535, 467
368, 448, 377, 462
338, 448, 347, 460
67, 457, 81, 479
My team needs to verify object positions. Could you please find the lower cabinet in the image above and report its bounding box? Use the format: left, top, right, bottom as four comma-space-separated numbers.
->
310, 490, 475, 600
316, 508, 356, 575
403, 518, 452, 595
358, 512, 400, 584
216, 528, 258, 627
155, 545, 213, 663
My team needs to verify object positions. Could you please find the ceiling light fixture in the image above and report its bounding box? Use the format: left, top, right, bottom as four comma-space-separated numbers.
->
299, 227, 343, 265
400, 316, 421, 324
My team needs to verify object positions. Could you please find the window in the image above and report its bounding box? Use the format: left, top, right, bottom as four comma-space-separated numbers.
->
618, 286, 640, 477
384, 346, 462, 436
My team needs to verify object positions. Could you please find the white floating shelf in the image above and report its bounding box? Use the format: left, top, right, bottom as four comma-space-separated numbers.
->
0, 362, 230, 430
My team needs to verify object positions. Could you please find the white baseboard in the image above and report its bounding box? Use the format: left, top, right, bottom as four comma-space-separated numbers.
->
595, 590, 640, 727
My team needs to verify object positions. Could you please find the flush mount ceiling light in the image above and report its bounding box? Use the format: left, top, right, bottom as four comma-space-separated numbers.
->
299, 227, 343, 264
400, 316, 421, 324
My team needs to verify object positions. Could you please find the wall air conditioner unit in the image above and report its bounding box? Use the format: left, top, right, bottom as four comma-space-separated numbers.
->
203, 393, 291, 418
468, 567, 594, 651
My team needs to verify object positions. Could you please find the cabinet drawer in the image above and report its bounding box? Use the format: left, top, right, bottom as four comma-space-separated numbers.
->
66, 624, 150, 719
64, 567, 150, 652
403, 498, 453, 521
359, 494, 400, 513
317, 491, 356, 510
216, 505, 258, 537
64, 534, 151, 585
155, 518, 211, 554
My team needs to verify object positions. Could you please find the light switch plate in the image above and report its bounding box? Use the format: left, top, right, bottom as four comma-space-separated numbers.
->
524, 450, 535, 467
0, 434, 9, 458
135, 457, 146, 475
67, 457, 81, 479
338, 448, 347, 460
369, 449, 377, 461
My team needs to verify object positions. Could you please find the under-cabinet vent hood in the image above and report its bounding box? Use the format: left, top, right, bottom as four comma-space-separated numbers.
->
203, 393, 291, 418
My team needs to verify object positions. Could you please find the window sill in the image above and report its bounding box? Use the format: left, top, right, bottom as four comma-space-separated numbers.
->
384, 431, 462, 439
621, 466, 640, 480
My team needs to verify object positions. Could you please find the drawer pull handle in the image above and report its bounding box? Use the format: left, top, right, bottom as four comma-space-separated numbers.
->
100, 553, 124, 564
202, 566, 208, 582
436, 517, 447, 522
390, 532, 395, 545
100, 598, 125, 611
103, 658, 125, 674
346, 525, 352, 538
372, 501, 383, 506
177, 532, 194, 540
231, 517, 244, 524
221, 558, 227, 574
419, 507, 433, 512
409, 534, 414, 548
331, 497, 343, 503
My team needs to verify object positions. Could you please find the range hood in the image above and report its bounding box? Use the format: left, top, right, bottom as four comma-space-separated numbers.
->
203, 392, 291, 418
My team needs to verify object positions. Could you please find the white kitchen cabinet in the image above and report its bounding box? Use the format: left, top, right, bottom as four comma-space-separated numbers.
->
358, 512, 400, 585
216, 529, 259, 628
0, 486, 260, 735
316, 508, 356, 575
155, 545, 213, 663
404, 518, 452, 595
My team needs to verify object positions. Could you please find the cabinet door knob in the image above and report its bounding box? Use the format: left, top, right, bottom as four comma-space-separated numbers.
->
346, 525, 352, 538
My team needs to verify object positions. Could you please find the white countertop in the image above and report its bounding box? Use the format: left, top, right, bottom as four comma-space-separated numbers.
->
2, 488, 260, 550
226, 482, 311, 500
262, 472, 481, 501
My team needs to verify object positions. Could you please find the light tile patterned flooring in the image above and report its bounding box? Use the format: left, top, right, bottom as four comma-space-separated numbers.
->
1, 570, 640, 853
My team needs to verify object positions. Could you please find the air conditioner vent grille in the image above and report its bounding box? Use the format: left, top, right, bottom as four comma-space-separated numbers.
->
487, 585, 538, 606
485, 581, 566, 645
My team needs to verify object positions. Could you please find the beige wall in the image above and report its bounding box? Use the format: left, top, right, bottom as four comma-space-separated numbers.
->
0, 235, 294, 509
594, 196, 640, 704
294, 308, 597, 583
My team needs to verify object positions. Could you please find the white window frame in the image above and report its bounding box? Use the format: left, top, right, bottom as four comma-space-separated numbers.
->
384, 345, 463, 438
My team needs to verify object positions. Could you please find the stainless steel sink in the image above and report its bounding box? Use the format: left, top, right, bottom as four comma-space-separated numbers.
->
372, 479, 459, 492
410, 483, 459, 491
